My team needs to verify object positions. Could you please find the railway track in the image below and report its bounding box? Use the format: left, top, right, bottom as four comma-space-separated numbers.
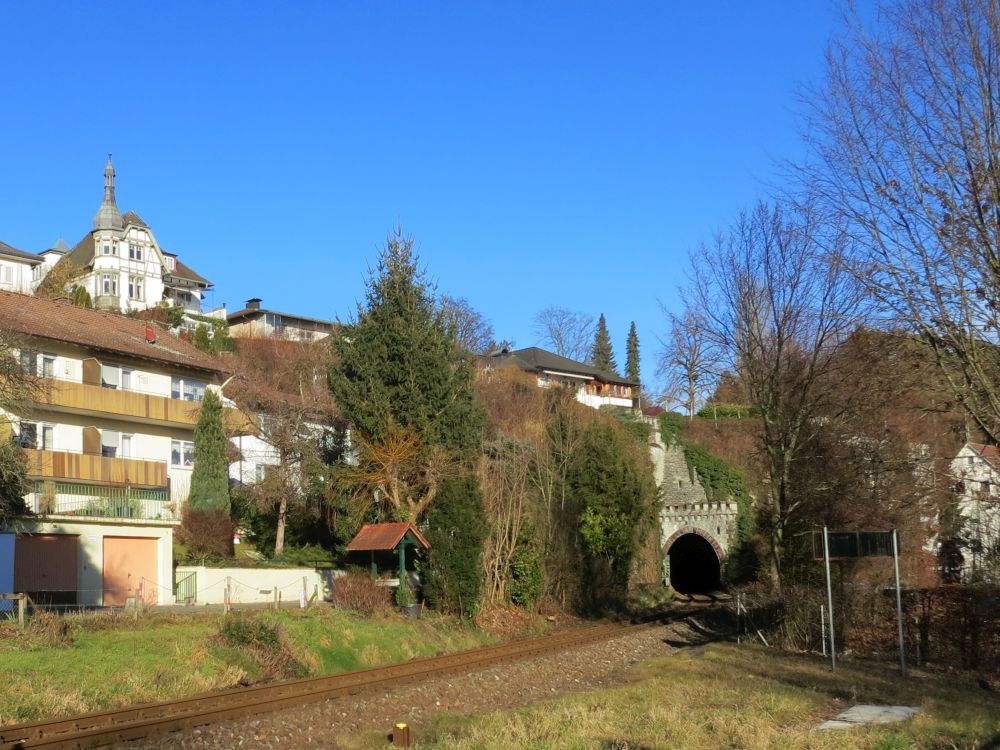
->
0, 615, 682, 750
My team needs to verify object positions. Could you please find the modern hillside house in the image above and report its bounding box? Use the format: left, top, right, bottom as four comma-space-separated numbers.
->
484, 346, 639, 410
0, 291, 249, 607
227, 298, 335, 341
44, 156, 212, 313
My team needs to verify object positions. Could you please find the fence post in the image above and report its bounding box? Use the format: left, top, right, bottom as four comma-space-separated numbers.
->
301, 577, 307, 609
273, 587, 278, 610
18, 594, 26, 629
823, 526, 837, 670
225, 576, 232, 615
821, 605, 827, 656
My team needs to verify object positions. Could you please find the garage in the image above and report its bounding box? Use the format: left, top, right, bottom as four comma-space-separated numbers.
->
14, 534, 79, 605
103, 537, 158, 606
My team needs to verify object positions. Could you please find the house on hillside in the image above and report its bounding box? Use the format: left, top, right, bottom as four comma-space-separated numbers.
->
950, 442, 1000, 579
483, 346, 639, 410
0, 291, 252, 606
227, 298, 335, 342
40, 156, 212, 314
0, 240, 45, 294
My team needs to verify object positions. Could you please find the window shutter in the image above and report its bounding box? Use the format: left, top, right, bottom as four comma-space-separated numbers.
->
101, 364, 120, 387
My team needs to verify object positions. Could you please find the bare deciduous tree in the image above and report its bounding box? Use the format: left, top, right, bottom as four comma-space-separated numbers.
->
438, 295, 495, 354
657, 307, 719, 418
532, 307, 595, 362
800, 0, 1000, 441
689, 202, 865, 587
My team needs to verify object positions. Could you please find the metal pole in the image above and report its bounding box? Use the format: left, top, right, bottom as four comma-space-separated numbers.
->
892, 528, 907, 677
821, 604, 827, 656
736, 594, 741, 645
823, 526, 836, 670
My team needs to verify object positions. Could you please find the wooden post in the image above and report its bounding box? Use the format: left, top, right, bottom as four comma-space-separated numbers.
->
273, 587, 278, 610
18, 594, 26, 629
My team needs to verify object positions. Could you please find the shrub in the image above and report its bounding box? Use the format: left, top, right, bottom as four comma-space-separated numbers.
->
510, 523, 544, 608
218, 614, 307, 679
626, 583, 673, 617
177, 506, 234, 559
424, 476, 488, 618
334, 572, 393, 615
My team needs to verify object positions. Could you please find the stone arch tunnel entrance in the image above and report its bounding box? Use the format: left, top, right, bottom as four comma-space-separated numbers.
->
666, 531, 722, 594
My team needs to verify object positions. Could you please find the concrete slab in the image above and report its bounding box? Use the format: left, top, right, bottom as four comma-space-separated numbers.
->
818, 704, 920, 730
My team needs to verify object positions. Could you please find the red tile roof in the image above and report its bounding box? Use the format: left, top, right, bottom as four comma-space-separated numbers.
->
346, 522, 430, 552
0, 290, 225, 375
969, 443, 1000, 472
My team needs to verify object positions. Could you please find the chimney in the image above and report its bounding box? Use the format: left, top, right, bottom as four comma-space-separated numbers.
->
246, 298, 262, 311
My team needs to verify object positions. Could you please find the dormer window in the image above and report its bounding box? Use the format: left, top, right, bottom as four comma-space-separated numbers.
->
164, 256, 175, 271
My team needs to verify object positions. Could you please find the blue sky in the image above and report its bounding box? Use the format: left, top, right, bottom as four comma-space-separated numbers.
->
1, 2, 847, 388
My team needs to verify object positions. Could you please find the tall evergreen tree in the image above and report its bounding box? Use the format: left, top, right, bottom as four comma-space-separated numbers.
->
590, 313, 617, 373
187, 390, 230, 512
330, 230, 481, 457
625, 321, 640, 386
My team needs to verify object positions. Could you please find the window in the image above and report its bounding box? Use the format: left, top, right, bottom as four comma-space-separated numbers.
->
171, 376, 206, 402
129, 244, 143, 261
102, 243, 111, 255
1, 264, 13, 285
255, 465, 266, 483
128, 275, 143, 301
101, 430, 120, 458
121, 368, 133, 391
19, 349, 37, 376
40, 424, 54, 450
164, 256, 175, 271
41, 354, 56, 378
171, 439, 195, 467
101, 273, 117, 295
265, 313, 284, 331
120, 434, 133, 458
18, 422, 37, 448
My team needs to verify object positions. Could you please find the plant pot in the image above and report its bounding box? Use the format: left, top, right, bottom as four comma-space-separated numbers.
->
401, 603, 422, 619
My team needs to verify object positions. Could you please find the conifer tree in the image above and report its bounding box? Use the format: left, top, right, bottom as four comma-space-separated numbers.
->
187, 390, 230, 513
590, 313, 617, 373
625, 321, 640, 386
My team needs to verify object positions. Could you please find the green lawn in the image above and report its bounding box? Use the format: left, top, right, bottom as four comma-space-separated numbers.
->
355, 643, 1000, 750
0, 607, 493, 726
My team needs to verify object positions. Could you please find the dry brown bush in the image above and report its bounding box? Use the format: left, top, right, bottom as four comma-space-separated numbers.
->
178, 507, 234, 559
332, 572, 393, 615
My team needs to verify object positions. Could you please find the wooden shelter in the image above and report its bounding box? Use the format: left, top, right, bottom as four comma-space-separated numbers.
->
346, 522, 431, 579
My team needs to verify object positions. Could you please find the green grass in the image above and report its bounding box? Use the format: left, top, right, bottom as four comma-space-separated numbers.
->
349, 643, 1000, 750
0, 607, 493, 726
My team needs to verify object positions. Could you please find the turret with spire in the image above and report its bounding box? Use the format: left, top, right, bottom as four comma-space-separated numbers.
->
92, 153, 123, 230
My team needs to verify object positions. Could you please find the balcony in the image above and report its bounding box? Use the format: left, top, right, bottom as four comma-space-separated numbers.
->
37, 379, 254, 432
29, 480, 177, 523
39, 379, 201, 427
24, 448, 168, 489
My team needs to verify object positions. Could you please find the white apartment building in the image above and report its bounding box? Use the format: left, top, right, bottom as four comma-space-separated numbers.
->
0, 240, 44, 294
950, 442, 1000, 580
0, 291, 251, 607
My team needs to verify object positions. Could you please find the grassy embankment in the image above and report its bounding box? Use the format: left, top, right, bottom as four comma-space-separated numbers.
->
349, 643, 1000, 750
0, 607, 493, 726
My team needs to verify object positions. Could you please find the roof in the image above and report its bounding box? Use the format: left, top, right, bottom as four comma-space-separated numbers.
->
0, 240, 43, 265
346, 522, 431, 552
486, 346, 638, 386
0, 290, 226, 374
228, 306, 335, 328
164, 257, 212, 287
121, 211, 148, 228
967, 443, 1000, 472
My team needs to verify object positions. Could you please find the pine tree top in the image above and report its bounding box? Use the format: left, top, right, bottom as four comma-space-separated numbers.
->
625, 320, 640, 385
591, 313, 618, 374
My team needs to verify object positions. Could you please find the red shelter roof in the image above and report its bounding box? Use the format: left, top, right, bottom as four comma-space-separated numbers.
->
346, 522, 430, 552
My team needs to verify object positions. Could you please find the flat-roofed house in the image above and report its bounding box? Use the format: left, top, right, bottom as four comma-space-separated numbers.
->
227, 298, 335, 342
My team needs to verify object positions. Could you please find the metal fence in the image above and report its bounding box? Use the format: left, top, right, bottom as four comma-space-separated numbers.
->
31, 481, 176, 522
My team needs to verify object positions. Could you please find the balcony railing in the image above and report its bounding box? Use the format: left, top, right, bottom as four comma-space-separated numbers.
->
30, 481, 177, 522
24, 448, 168, 489
37, 377, 255, 432
39, 379, 202, 426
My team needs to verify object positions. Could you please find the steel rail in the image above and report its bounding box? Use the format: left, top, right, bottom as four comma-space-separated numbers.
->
1, 619, 660, 749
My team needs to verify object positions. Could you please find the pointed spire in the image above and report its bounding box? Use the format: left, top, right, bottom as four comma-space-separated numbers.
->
93, 153, 123, 230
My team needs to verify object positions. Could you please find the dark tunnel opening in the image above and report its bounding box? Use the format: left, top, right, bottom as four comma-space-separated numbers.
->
668, 533, 721, 594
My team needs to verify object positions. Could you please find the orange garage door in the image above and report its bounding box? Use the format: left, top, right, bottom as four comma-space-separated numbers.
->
103, 537, 158, 606
14, 534, 79, 605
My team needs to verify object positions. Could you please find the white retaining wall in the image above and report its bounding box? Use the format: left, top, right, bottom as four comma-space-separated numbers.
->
175, 565, 336, 605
